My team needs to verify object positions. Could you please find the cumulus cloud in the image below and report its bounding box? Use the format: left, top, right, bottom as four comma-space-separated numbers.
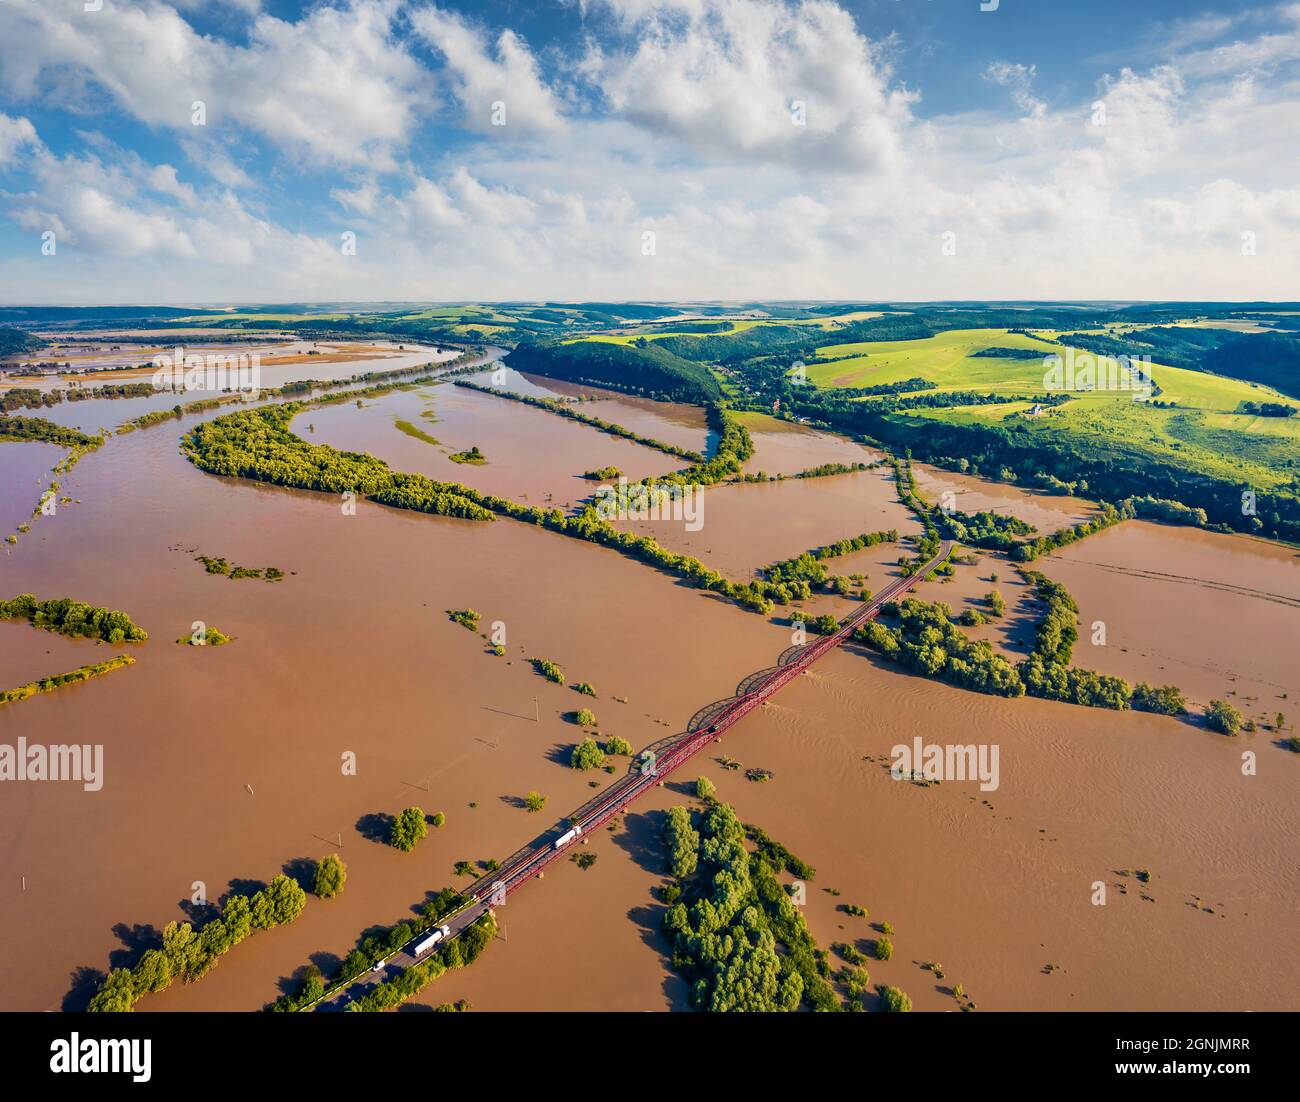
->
0, 0, 430, 168
1, 0, 1299, 302
0, 113, 38, 168
411, 5, 567, 134
583, 0, 915, 173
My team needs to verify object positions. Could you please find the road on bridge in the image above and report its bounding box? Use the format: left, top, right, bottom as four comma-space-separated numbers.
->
313, 539, 955, 1010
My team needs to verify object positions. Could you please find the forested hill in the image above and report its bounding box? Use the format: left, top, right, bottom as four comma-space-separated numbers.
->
0, 328, 47, 357
506, 340, 722, 403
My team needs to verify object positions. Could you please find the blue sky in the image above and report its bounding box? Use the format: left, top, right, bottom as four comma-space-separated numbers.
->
0, 0, 1297, 303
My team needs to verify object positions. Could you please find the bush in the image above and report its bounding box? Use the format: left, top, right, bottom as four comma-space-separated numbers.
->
524, 791, 547, 813
529, 657, 564, 683
575, 707, 598, 727
391, 807, 429, 852
874, 936, 893, 961
604, 735, 633, 756
695, 776, 716, 799
1206, 698, 1243, 736
878, 985, 912, 1012
574, 681, 596, 697
431, 811, 446, 828
314, 854, 346, 898
570, 738, 605, 770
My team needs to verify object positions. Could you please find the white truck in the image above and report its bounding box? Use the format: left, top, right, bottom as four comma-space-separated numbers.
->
410, 924, 452, 958
554, 824, 583, 849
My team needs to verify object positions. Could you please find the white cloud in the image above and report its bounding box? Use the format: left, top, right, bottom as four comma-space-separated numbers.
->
0, 0, 430, 168
2, 0, 1299, 302
411, 6, 567, 134
985, 62, 1046, 119
0, 113, 38, 168
584, 0, 915, 174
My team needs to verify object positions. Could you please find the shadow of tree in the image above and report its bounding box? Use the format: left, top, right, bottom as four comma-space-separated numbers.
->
356, 812, 393, 845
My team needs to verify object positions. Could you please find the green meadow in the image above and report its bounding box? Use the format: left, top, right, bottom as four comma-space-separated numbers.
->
828, 329, 1300, 494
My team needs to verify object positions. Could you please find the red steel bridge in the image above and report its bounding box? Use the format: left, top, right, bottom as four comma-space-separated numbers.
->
315, 539, 954, 1010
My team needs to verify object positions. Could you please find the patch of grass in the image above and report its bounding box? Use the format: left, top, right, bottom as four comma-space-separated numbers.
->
394, 417, 440, 445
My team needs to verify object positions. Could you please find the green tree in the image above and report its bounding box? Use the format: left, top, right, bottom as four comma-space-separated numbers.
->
875, 936, 893, 961
695, 776, 717, 799
524, 791, 548, 813
604, 735, 633, 755
131, 950, 172, 997
879, 985, 912, 1012
570, 738, 605, 770
391, 807, 429, 852
87, 968, 136, 1013
431, 810, 446, 827
314, 854, 347, 898
575, 707, 598, 727
663, 806, 699, 880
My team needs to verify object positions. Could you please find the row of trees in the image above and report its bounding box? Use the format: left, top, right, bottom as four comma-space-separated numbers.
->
1, 654, 135, 705
764, 529, 897, 589
89, 871, 318, 1011
269, 885, 469, 1011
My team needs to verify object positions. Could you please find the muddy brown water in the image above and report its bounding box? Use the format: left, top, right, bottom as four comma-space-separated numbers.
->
0, 381, 1294, 1013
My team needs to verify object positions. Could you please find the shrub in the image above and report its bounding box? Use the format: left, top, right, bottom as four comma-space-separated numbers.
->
603, 735, 633, 756
391, 807, 429, 852
574, 681, 596, 697
570, 738, 605, 770
529, 657, 564, 683
431, 811, 446, 828
575, 707, 598, 727
874, 936, 893, 961
314, 854, 346, 899
524, 791, 547, 813
879, 985, 912, 1012
695, 776, 717, 799
1205, 698, 1243, 736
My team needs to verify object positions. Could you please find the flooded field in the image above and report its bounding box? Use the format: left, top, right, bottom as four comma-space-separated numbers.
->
613, 466, 923, 579
3, 342, 460, 439
2, 369, 1296, 1015
911, 463, 1098, 532
1037, 521, 1300, 713
430, 642, 1299, 1012
306, 382, 686, 507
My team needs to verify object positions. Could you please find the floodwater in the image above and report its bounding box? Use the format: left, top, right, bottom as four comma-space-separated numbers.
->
1, 369, 1295, 1014
3, 342, 460, 437
911, 463, 1098, 532
612, 467, 923, 580
1037, 521, 1300, 712
306, 382, 687, 508
465, 367, 711, 457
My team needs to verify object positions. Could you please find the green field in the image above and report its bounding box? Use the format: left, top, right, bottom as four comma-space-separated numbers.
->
820, 329, 1300, 494
807, 328, 1061, 391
